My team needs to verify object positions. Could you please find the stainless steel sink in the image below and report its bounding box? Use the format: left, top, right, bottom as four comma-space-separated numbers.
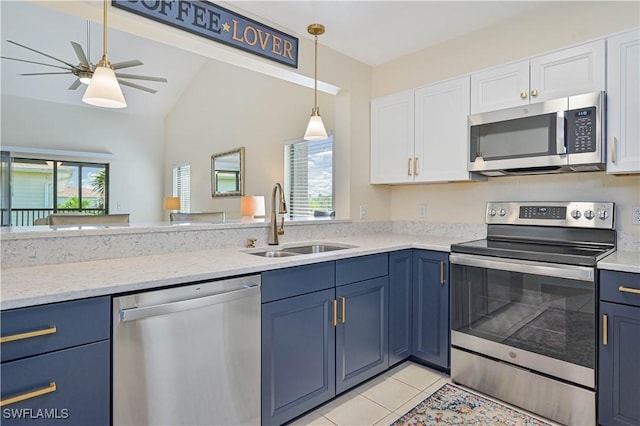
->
245, 243, 356, 258
250, 250, 298, 258
284, 244, 350, 254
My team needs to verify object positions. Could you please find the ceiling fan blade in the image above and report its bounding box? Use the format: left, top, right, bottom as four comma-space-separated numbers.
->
70, 41, 89, 66
18, 72, 73, 76
114, 73, 167, 83
112, 59, 143, 70
7, 40, 76, 68
68, 79, 82, 90
118, 79, 158, 94
0, 56, 70, 71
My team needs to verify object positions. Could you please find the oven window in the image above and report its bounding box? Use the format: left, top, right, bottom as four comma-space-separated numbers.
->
451, 264, 594, 369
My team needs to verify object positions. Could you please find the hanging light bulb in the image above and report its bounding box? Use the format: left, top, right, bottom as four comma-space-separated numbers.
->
82, 0, 126, 108
304, 24, 328, 141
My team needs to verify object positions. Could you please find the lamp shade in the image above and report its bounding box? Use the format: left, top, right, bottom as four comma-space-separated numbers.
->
163, 196, 181, 211
241, 196, 266, 218
304, 115, 328, 141
82, 65, 127, 108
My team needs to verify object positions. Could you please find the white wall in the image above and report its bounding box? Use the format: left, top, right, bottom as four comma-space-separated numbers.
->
1, 95, 165, 222
371, 2, 640, 236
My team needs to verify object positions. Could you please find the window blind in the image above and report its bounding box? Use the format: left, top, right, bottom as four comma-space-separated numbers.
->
173, 164, 191, 212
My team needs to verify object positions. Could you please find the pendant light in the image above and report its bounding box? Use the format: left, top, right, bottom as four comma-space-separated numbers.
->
303, 24, 328, 141
82, 0, 127, 108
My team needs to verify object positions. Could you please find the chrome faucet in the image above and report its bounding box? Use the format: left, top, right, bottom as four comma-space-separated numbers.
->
268, 183, 287, 245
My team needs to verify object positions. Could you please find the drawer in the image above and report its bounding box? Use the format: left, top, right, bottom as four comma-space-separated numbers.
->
600, 270, 640, 307
1, 297, 110, 363
262, 262, 335, 303
336, 253, 389, 286
0, 340, 110, 426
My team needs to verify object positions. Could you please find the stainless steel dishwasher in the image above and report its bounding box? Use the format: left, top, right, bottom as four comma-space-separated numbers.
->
113, 275, 261, 426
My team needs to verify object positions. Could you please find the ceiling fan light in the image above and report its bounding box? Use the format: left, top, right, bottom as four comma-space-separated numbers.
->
82, 65, 126, 108
304, 112, 328, 141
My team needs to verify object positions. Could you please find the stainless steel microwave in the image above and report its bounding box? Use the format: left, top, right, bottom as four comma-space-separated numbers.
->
468, 92, 605, 176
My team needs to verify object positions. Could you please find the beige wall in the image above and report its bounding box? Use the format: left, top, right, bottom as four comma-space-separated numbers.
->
371, 2, 640, 235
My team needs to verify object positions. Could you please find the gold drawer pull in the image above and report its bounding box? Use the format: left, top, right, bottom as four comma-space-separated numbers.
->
603, 314, 608, 346
610, 136, 616, 164
520, 91, 527, 99
407, 158, 412, 176
0, 326, 57, 344
440, 261, 446, 284
619, 286, 640, 295
414, 157, 419, 176
340, 296, 346, 324
331, 299, 338, 327
0, 382, 57, 407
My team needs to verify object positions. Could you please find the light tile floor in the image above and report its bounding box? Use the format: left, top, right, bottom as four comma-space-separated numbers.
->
288, 361, 559, 426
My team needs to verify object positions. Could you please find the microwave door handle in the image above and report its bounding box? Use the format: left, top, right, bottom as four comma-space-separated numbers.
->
557, 112, 566, 155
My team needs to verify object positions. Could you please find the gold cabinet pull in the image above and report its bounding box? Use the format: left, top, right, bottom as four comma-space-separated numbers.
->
603, 314, 608, 346
520, 91, 527, 99
0, 382, 57, 407
340, 296, 346, 324
414, 158, 419, 176
440, 261, 446, 284
619, 286, 640, 295
0, 326, 57, 344
407, 158, 412, 176
531, 89, 538, 97
610, 136, 616, 163
330, 299, 338, 327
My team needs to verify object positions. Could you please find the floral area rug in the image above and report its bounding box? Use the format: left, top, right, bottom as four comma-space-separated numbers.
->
391, 383, 552, 426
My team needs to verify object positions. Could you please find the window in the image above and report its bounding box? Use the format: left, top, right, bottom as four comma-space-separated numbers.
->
285, 136, 333, 218
172, 163, 191, 212
3, 156, 108, 226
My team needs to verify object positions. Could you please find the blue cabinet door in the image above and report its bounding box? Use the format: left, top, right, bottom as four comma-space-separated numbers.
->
599, 301, 640, 426
335, 276, 389, 394
261, 288, 335, 426
389, 250, 413, 366
412, 250, 450, 369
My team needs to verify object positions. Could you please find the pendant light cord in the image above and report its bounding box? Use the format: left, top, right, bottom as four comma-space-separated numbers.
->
313, 34, 318, 112
102, 0, 109, 64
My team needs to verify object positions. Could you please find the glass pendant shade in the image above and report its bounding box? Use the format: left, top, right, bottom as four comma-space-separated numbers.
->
82, 65, 126, 108
304, 113, 328, 141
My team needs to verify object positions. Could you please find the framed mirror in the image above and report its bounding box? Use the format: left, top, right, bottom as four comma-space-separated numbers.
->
211, 147, 244, 197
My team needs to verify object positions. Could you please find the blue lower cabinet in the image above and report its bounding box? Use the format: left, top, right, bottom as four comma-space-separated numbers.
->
598, 301, 640, 426
412, 250, 450, 369
0, 340, 110, 426
336, 277, 389, 394
261, 289, 336, 426
388, 250, 413, 366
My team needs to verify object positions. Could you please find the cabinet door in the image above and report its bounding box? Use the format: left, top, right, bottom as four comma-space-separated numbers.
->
607, 29, 640, 174
335, 277, 389, 394
415, 76, 472, 183
412, 250, 449, 369
470, 60, 529, 113
389, 251, 413, 366
530, 40, 605, 103
261, 289, 335, 426
599, 301, 640, 426
370, 91, 415, 184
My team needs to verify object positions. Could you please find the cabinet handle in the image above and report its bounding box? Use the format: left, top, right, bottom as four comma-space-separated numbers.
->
610, 136, 616, 164
331, 299, 338, 327
0, 382, 57, 407
440, 261, 446, 284
520, 91, 527, 99
619, 285, 640, 295
531, 89, 538, 97
407, 158, 412, 176
603, 314, 608, 346
414, 158, 419, 176
340, 296, 346, 324
0, 325, 57, 344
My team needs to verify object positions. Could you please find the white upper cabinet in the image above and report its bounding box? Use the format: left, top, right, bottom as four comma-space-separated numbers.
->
607, 28, 640, 174
471, 40, 606, 114
370, 90, 414, 184
414, 76, 474, 183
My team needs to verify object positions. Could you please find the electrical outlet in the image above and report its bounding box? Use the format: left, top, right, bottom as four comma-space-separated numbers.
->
418, 205, 426, 218
359, 205, 367, 219
632, 205, 640, 225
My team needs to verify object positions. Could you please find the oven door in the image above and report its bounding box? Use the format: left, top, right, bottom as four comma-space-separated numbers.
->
449, 253, 596, 388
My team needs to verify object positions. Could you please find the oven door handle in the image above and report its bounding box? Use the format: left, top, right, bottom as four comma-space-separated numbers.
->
449, 253, 594, 282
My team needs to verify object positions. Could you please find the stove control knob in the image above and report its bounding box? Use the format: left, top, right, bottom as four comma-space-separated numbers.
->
488, 208, 497, 217
570, 210, 581, 219
584, 210, 595, 220
498, 209, 506, 217
598, 210, 609, 220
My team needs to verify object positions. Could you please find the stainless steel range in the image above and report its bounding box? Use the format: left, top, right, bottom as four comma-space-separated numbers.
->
450, 201, 615, 426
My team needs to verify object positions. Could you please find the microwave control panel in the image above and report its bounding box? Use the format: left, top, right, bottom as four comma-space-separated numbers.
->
566, 107, 597, 154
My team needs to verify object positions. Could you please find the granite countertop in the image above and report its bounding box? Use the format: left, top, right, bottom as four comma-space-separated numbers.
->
0, 234, 455, 310
597, 250, 640, 274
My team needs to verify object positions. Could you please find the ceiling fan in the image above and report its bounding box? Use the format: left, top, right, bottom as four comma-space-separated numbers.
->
1, 30, 167, 94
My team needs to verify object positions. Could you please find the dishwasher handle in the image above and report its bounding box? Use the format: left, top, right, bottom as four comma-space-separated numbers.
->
119, 284, 260, 322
